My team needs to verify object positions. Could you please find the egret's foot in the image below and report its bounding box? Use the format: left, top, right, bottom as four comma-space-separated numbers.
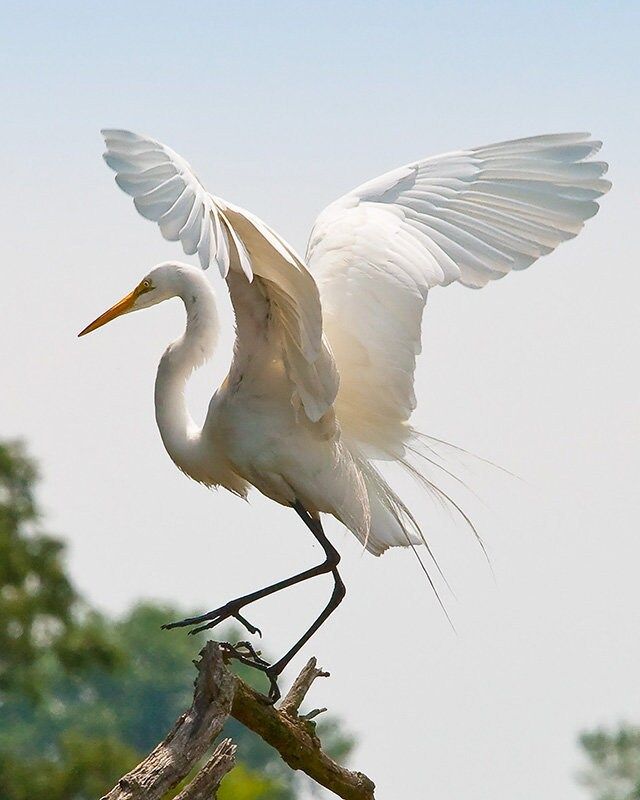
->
221, 640, 269, 667
219, 642, 281, 704
233, 612, 262, 637
265, 669, 281, 704
161, 603, 262, 638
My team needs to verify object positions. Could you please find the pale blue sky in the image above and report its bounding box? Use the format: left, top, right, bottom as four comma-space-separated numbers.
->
2, 3, 639, 799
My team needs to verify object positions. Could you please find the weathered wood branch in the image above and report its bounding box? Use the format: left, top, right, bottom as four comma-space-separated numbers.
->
100, 642, 375, 800
173, 739, 236, 800
100, 644, 236, 800
232, 667, 375, 800
279, 655, 329, 715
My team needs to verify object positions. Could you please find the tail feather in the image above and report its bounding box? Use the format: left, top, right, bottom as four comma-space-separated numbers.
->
343, 424, 504, 590
409, 427, 520, 481
398, 449, 491, 568
350, 444, 455, 623
350, 450, 420, 555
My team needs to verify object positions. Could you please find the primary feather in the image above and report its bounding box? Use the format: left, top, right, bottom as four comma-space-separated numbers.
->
102, 129, 338, 424
307, 133, 610, 463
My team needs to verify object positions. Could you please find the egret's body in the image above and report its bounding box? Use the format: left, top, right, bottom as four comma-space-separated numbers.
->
80, 129, 610, 698
148, 263, 366, 531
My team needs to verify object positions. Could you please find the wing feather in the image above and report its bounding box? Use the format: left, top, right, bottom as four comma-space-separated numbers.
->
101, 129, 338, 423
307, 133, 611, 456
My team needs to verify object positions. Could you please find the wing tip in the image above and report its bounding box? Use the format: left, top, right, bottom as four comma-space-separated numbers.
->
100, 127, 143, 141
472, 131, 604, 158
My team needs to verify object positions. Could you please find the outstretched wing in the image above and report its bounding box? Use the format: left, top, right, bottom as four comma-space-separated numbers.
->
306, 133, 611, 455
101, 129, 338, 422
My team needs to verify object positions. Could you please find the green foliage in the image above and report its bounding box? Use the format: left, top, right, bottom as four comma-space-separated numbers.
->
0, 734, 138, 800
217, 763, 283, 800
0, 439, 355, 799
579, 725, 640, 800
0, 440, 121, 700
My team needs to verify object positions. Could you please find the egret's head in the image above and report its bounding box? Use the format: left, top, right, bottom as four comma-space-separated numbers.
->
78, 262, 193, 337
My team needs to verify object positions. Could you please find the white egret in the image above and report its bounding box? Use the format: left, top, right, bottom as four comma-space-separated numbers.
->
80, 129, 610, 699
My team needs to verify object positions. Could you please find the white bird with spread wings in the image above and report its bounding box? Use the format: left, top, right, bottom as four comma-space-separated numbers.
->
79, 129, 610, 699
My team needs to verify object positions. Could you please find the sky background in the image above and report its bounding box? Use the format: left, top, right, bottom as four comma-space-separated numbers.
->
2, 1, 639, 797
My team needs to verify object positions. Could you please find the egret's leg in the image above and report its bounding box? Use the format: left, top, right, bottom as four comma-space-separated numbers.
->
218, 507, 346, 702
161, 502, 342, 636
263, 565, 345, 694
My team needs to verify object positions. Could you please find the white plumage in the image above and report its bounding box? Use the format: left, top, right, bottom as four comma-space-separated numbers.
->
93, 128, 610, 556
307, 132, 610, 460
80, 129, 609, 689
102, 129, 339, 425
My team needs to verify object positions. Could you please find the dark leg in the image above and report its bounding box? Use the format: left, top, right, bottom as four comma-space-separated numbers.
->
162, 502, 347, 703
162, 502, 344, 638
265, 508, 345, 681
222, 505, 346, 702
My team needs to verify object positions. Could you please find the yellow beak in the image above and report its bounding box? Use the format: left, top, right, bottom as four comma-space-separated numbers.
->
78, 288, 139, 337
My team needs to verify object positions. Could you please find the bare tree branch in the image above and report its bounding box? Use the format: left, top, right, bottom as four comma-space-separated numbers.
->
232, 670, 375, 800
279, 656, 329, 716
173, 739, 236, 800
100, 643, 235, 800
100, 642, 375, 800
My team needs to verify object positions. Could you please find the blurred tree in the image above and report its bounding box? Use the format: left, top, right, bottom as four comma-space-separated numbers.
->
578, 725, 640, 800
0, 440, 354, 799
0, 440, 120, 700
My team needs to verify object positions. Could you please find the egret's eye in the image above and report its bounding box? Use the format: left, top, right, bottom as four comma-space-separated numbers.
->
140, 279, 152, 291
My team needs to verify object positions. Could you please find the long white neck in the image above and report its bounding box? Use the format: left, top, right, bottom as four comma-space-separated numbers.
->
154, 269, 218, 473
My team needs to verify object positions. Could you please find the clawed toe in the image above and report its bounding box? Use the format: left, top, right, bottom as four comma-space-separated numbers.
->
218, 642, 281, 703
161, 604, 261, 638
265, 670, 281, 704
233, 612, 262, 637
220, 640, 269, 666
